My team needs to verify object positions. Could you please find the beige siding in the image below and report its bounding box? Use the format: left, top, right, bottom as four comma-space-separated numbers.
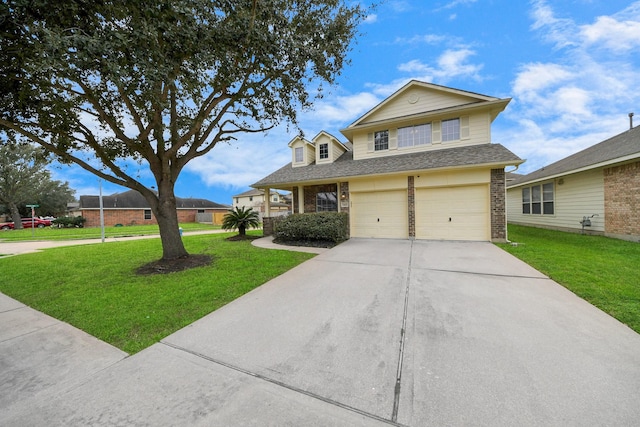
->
290, 139, 315, 167
414, 168, 490, 188
362, 87, 480, 124
315, 134, 332, 165
352, 111, 491, 161
349, 176, 407, 192
507, 169, 605, 232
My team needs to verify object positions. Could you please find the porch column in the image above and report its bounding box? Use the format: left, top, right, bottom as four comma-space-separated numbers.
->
264, 187, 271, 217
297, 185, 304, 213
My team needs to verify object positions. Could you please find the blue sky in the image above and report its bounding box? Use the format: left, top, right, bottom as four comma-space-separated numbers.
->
56, 0, 640, 206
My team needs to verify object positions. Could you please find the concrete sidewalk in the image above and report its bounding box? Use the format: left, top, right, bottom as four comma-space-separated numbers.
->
2, 239, 640, 426
0, 229, 229, 257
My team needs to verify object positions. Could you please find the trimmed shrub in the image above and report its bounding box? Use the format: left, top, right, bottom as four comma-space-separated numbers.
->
52, 216, 86, 228
274, 212, 349, 243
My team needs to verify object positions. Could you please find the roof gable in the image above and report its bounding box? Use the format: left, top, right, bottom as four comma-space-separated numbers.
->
348, 80, 499, 128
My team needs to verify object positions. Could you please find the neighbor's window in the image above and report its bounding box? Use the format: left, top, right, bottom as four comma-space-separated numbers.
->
441, 118, 460, 142
198, 209, 205, 213
374, 130, 389, 151
398, 123, 432, 148
522, 183, 554, 215
319, 143, 329, 159
144, 209, 152, 220
316, 192, 338, 212
295, 146, 303, 163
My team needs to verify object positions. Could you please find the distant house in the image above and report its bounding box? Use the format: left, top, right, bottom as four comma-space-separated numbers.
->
507, 125, 640, 241
232, 189, 291, 218
78, 190, 230, 227
253, 80, 523, 241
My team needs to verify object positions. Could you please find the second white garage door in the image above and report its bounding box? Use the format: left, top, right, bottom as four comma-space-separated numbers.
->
415, 185, 489, 241
350, 190, 408, 239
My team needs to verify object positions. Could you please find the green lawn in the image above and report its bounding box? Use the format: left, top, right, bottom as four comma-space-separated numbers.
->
0, 231, 313, 354
0, 222, 221, 242
498, 224, 640, 334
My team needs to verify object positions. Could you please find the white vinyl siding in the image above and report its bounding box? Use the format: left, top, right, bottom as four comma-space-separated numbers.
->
507, 169, 605, 232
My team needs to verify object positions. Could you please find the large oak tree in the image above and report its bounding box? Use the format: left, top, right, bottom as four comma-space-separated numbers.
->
0, 0, 367, 260
0, 142, 74, 228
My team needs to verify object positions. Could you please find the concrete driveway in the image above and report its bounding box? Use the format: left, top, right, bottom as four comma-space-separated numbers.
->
2, 238, 639, 426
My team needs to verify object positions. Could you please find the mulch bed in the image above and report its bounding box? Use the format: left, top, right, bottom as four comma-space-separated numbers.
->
136, 254, 213, 275
272, 238, 338, 249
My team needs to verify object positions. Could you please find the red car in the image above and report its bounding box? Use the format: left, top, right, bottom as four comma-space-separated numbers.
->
0, 217, 53, 230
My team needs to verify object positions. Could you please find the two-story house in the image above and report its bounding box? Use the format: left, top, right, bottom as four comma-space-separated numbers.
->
253, 80, 523, 242
232, 189, 290, 218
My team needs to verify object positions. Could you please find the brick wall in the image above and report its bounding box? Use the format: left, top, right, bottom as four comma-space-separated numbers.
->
82, 209, 224, 227
408, 176, 415, 238
604, 161, 640, 238
490, 168, 506, 242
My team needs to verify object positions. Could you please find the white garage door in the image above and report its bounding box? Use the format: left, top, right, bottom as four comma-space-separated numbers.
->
415, 185, 489, 241
350, 190, 408, 239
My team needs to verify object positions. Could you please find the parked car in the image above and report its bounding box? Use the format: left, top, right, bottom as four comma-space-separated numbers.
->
0, 217, 53, 230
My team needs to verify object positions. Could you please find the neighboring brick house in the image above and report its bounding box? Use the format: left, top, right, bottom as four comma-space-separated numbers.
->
78, 190, 230, 227
507, 124, 640, 242
232, 188, 291, 219
253, 80, 523, 242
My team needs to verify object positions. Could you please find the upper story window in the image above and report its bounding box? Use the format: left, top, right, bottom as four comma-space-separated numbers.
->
319, 143, 329, 159
522, 182, 554, 215
441, 118, 460, 142
294, 147, 303, 163
374, 130, 389, 151
398, 123, 432, 148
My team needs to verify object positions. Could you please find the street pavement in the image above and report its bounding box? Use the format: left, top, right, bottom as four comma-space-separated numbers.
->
1, 238, 639, 426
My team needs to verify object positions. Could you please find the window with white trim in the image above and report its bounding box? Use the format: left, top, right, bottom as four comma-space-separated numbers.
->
319, 143, 329, 159
316, 192, 338, 212
144, 209, 152, 220
398, 123, 432, 148
294, 147, 303, 163
441, 118, 460, 142
522, 183, 554, 215
374, 130, 389, 151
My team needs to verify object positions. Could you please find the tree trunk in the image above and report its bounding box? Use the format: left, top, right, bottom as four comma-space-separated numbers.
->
9, 202, 23, 230
152, 185, 189, 260
239, 225, 246, 236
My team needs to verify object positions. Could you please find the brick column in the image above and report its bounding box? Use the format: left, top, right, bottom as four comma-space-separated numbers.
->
490, 168, 506, 242
262, 217, 274, 236
408, 176, 415, 238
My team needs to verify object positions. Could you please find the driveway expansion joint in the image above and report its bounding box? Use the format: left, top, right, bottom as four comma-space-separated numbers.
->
160, 341, 407, 427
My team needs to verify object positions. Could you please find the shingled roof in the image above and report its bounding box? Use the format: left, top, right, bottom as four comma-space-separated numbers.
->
253, 143, 523, 188
508, 125, 640, 187
79, 190, 230, 209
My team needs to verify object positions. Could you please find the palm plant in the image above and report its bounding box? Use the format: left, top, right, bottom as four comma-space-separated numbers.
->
222, 206, 261, 236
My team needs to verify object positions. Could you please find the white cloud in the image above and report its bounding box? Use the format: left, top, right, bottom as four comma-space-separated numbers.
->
504, 0, 640, 173
437, 0, 478, 11
363, 14, 378, 24
581, 16, 640, 53
396, 48, 483, 84
394, 34, 449, 45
